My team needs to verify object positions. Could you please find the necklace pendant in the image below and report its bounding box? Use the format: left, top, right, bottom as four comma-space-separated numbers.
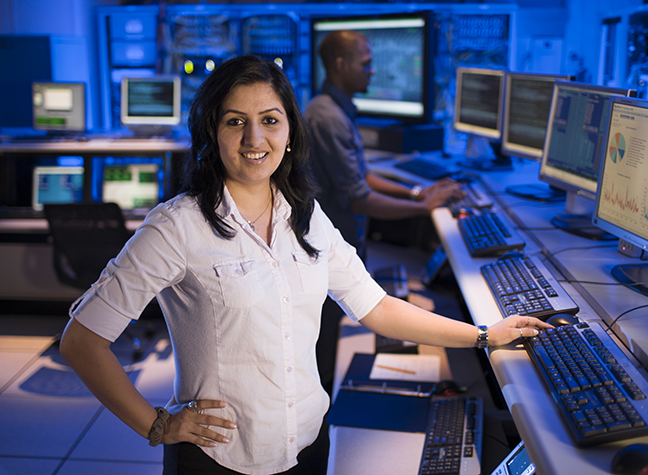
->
248, 221, 255, 232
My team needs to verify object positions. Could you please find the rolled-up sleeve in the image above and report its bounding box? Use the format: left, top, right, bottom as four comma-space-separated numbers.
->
314, 203, 385, 322
70, 204, 188, 342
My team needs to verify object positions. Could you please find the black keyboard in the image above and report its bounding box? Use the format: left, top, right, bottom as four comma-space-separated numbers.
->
481, 255, 579, 320
524, 321, 648, 447
418, 396, 483, 475
457, 212, 525, 257
394, 158, 452, 181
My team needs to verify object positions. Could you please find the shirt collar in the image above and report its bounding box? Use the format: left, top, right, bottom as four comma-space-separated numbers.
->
219, 184, 291, 229
321, 80, 357, 122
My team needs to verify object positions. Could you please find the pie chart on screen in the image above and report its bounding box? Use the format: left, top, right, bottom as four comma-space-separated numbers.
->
609, 132, 626, 163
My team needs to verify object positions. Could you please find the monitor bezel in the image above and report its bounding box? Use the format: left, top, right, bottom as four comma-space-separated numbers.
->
500, 72, 573, 162
593, 95, 648, 251
120, 75, 182, 126
309, 11, 430, 124
32, 82, 86, 133
453, 66, 506, 141
538, 80, 635, 201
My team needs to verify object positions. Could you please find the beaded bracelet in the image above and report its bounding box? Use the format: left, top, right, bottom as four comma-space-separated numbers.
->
148, 406, 170, 447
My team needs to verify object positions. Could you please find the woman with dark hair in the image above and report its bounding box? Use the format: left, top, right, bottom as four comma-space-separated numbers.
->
59, 55, 550, 475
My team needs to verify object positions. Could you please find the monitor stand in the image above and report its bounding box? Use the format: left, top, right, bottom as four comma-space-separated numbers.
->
124, 125, 174, 139
551, 192, 617, 241
457, 142, 513, 172
506, 183, 566, 202
611, 264, 648, 297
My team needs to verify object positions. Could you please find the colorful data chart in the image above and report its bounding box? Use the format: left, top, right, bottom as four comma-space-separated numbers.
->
609, 132, 626, 163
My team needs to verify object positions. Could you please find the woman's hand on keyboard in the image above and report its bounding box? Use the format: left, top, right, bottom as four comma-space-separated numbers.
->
487, 315, 554, 347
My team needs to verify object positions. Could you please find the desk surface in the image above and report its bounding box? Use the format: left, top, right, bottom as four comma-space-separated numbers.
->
328, 152, 648, 475
0, 136, 190, 155
434, 157, 648, 475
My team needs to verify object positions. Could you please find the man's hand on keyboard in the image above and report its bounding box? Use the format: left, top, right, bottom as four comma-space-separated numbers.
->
487, 315, 554, 347
418, 178, 466, 209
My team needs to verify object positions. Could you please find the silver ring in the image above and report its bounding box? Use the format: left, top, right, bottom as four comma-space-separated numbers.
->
186, 400, 199, 413
519, 328, 524, 338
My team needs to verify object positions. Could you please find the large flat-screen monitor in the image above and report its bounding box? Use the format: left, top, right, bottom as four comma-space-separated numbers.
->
538, 80, 636, 239
593, 95, 648, 296
32, 82, 86, 133
120, 75, 181, 135
502, 72, 573, 201
32, 166, 84, 211
310, 12, 430, 123
453, 66, 510, 171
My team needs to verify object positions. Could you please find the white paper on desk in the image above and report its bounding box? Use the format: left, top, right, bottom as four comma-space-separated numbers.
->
369, 353, 440, 382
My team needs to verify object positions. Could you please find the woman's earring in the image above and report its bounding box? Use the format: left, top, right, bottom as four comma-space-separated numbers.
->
286, 142, 291, 153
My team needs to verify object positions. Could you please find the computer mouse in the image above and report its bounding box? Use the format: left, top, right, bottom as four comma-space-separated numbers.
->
432, 380, 462, 396
611, 443, 648, 475
546, 314, 579, 327
498, 251, 525, 261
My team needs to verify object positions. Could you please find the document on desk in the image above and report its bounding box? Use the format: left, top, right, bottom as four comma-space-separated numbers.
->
328, 353, 435, 433
370, 353, 440, 382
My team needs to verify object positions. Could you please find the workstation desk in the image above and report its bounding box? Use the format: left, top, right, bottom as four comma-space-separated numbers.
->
329, 151, 648, 475
0, 136, 189, 300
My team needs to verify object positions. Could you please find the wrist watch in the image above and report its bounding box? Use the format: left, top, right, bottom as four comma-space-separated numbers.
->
410, 185, 423, 200
477, 325, 489, 349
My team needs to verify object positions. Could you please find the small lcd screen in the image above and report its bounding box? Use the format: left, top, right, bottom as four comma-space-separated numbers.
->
454, 67, 505, 140
32, 166, 84, 210
506, 444, 535, 475
102, 163, 161, 211
32, 82, 86, 132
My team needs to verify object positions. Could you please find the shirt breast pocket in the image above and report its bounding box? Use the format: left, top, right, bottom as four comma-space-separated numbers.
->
292, 251, 328, 296
213, 259, 265, 308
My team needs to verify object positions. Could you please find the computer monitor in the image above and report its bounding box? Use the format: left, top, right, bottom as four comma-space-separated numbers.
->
453, 66, 510, 171
310, 12, 430, 123
502, 72, 574, 201
32, 82, 86, 133
102, 163, 162, 214
539, 81, 636, 240
32, 166, 84, 211
593, 95, 648, 297
120, 75, 181, 136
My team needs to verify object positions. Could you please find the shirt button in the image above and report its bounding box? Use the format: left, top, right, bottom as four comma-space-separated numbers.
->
284, 332, 291, 340
289, 437, 295, 443
272, 261, 279, 268
287, 366, 293, 373
283, 296, 289, 304
288, 402, 294, 408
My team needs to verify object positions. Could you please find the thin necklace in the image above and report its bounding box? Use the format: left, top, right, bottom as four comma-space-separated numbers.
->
244, 193, 272, 232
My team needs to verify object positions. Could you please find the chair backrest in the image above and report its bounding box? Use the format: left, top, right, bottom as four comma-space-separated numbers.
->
44, 203, 131, 289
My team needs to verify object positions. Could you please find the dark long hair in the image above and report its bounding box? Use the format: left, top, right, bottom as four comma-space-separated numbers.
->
180, 55, 319, 257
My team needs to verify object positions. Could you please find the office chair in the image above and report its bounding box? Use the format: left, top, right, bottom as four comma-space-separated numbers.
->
44, 202, 154, 360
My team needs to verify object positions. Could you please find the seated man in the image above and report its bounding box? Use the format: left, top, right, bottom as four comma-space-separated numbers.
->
305, 29, 464, 394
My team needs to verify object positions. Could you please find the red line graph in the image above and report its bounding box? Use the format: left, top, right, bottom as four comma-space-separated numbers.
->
601, 182, 640, 213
